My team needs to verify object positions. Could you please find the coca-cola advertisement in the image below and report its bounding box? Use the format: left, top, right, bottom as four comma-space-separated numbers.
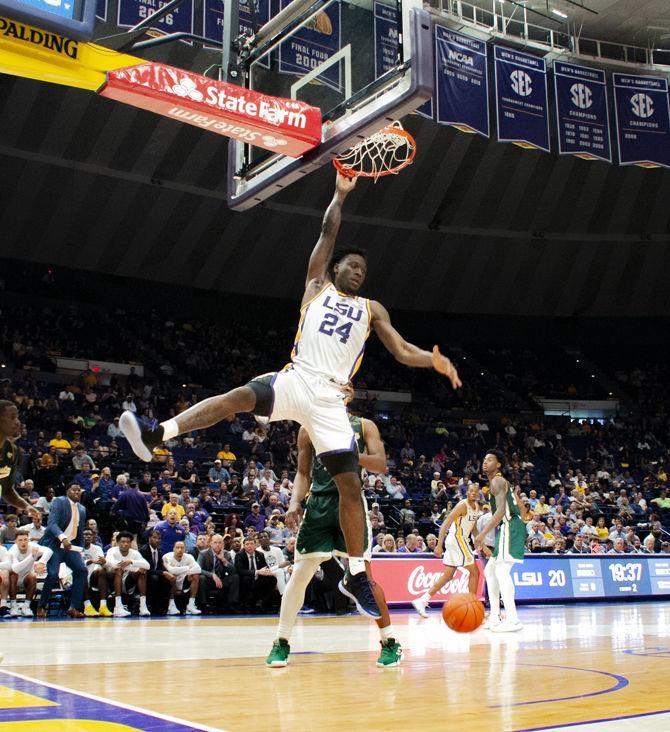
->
371, 555, 485, 604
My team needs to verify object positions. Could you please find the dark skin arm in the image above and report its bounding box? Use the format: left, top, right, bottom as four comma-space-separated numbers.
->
369, 301, 462, 389
358, 419, 387, 474
302, 173, 357, 304
474, 476, 508, 549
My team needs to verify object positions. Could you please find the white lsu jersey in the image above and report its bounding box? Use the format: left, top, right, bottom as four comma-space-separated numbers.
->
291, 283, 371, 384
447, 501, 481, 544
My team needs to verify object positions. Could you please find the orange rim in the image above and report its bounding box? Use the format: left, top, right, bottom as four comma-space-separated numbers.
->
332, 124, 417, 178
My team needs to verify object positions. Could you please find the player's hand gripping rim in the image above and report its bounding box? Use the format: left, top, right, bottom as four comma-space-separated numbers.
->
431, 346, 462, 389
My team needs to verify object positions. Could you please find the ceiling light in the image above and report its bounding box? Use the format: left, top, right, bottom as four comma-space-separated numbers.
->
552, 8, 568, 18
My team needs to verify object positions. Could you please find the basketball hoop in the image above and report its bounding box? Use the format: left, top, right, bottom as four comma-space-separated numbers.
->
332, 121, 416, 181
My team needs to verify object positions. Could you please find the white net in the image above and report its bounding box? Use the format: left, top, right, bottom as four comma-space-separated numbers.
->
333, 121, 416, 181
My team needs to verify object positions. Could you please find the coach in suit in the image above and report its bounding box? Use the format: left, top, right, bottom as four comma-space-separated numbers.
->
197, 533, 240, 611
234, 536, 277, 611
38, 483, 88, 618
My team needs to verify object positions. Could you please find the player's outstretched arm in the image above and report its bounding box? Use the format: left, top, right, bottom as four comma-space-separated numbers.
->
474, 477, 506, 548
303, 173, 357, 297
359, 419, 387, 474
370, 301, 462, 388
285, 427, 314, 530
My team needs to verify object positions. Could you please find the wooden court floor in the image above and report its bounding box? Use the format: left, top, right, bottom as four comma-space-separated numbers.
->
1, 602, 670, 731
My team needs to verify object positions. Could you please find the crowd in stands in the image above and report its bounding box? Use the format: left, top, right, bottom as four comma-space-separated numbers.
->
1, 263, 670, 618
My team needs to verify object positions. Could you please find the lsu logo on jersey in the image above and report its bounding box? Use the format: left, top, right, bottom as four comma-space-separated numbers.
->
322, 295, 364, 322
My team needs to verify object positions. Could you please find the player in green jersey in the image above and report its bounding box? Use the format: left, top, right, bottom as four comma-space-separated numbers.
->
266, 413, 402, 668
474, 449, 529, 633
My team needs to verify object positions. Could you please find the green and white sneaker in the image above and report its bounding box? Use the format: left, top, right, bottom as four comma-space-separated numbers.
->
376, 638, 403, 668
266, 638, 290, 667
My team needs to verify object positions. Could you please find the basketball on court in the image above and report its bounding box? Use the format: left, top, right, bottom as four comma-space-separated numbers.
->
442, 593, 485, 633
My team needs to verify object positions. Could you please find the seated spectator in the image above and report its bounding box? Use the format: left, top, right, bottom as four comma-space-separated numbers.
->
105, 531, 150, 617
139, 530, 170, 614
397, 534, 419, 553
386, 476, 407, 501
244, 503, 266, 533
567, 534, 591, 554
216, 443, 236, 463
208, 460, 230, 485
608, 537, 627, 554
399, 499, 416, 532
161, 494, 185, 520
81, 529, 111, 617
197, 533, 239, 612
431, 480, 448, 502
154, 509, 188, 554
369, 503, 385, 532
180, 517, 197, 552
0, 515, 19, 543
162, 541, 202, 615
23, 512, 45, 541
114, 480, 150, 544
642, 536, 656, 554
48, 431, 71, 455
190, 533, 209, 560
266, 511, 291, 546
178, 461, 198, 487
73, 463, 94, 493
425, 534, 438, 552
95, 467, 116, 505
72, 447, 96, 471
375, 534, 396, 553
257, 531, 290, 595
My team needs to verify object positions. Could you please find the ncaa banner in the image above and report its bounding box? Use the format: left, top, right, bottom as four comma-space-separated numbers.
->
435, 25, 488, 137
494, 45, 550, 152
203, 0, 270, 55
118, 0, 193, 36
554, 61, 611, 163
278, 0, 341, 92
613, 73, 670, 169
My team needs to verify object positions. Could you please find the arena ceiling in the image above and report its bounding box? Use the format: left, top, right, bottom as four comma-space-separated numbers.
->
1, 0, 670, 318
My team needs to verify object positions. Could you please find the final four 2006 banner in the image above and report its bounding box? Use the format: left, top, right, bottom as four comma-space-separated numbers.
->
494, 45, 550, 152
118, 0, 193, 35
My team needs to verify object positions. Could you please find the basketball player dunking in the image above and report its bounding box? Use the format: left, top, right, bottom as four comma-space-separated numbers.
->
121, 173, 461, 618
412, 483, 482, 618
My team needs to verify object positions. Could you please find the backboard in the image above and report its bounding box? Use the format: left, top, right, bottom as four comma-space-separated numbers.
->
226, 0, 432, 210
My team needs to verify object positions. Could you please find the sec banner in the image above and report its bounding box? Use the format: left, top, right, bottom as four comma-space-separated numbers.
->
554, 61, 611, 163
494, 45, 550, 152
435, 26, 489, 137
614, 73, 670, 169
203, 0, 270, 49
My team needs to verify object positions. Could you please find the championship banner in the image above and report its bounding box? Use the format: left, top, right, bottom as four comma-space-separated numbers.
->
98, 62, 322, 157
554, 61, 611, 162
373, 2, 432, 118
494, 45, 550, 152
613, 73, 670, 169
435, 26, 488, 137
278, 0, 341, 91
0, 15, 142, 91
96, 0, 106, 21
203, 0, 270, 51
118, 0, 193, 37
370, 556, 485, 604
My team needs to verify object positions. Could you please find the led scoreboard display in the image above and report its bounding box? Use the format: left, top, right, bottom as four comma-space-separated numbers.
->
511, 555, 670, 602
0, 0, 97, 39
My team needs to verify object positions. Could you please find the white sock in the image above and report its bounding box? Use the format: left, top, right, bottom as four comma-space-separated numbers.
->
161, 418, 179, 441
496, 562, 518, 623
420, 592, 431, 603
187, 597, 196, 607
140, 596, 148, 608
99, 599, 108, 608
169, 599, 177, 607
349, 557, 365, 575
0, 599, 8, 608
115, 596, 123, 609
84, 600, 92, 608
379, 625, 394, 642
485, 560, 501, 620
276, 557, 321, 642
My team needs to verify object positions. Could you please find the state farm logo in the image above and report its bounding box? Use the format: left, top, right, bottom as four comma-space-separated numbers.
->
171, 77, 203, 102
407, 565, 470, 596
